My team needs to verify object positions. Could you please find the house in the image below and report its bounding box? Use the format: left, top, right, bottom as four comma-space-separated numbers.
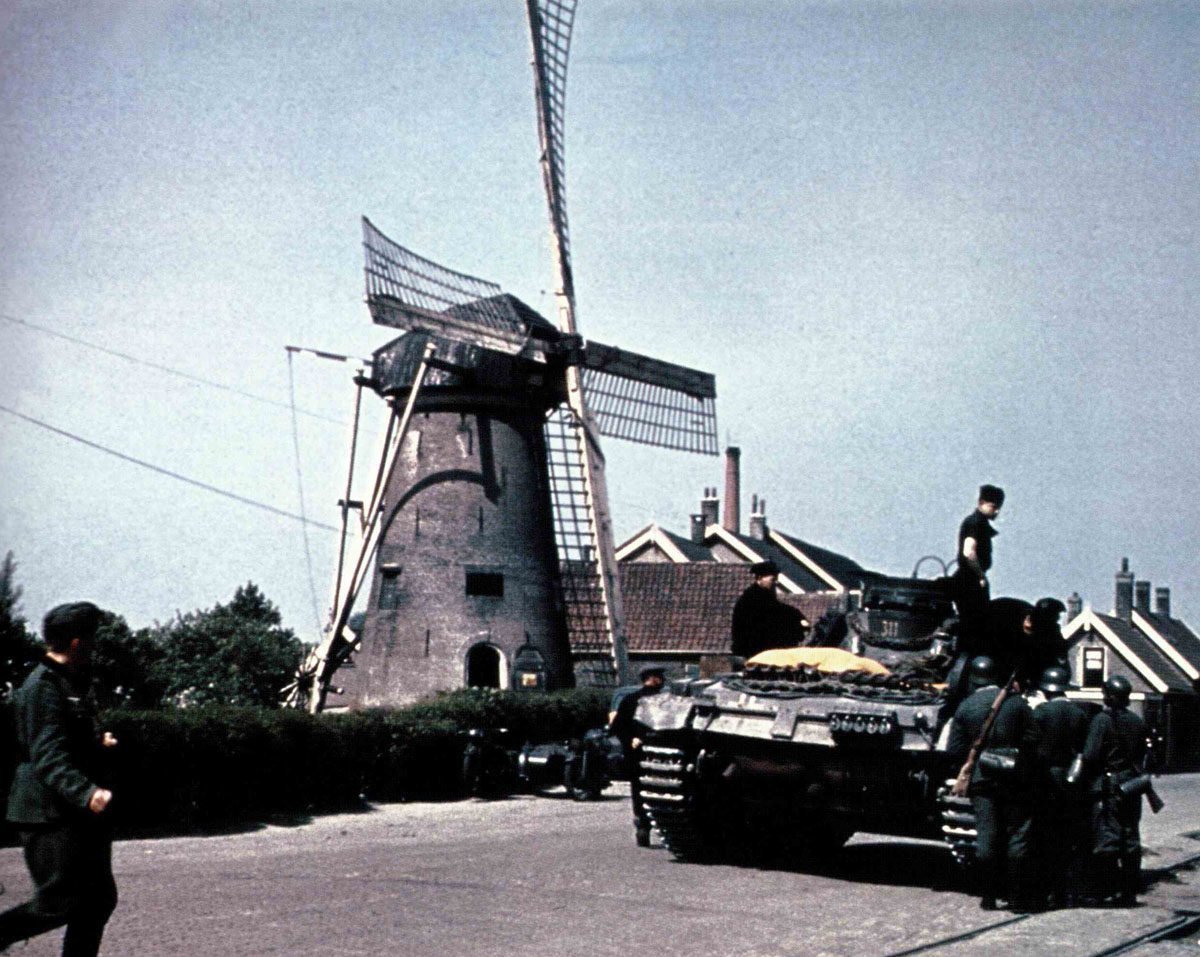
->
615, 447, 889, 676
1062, 558, 1200, 771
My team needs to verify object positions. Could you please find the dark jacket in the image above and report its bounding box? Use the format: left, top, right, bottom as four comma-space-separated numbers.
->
731, 584, 804, 659
6, 659, 102, 824
1034, 696, 1089, 792
946, 683, 1039, 792
1084, 707, 1147, 781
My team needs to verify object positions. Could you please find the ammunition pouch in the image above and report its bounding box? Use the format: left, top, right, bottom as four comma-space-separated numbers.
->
978, 747, 1020, 778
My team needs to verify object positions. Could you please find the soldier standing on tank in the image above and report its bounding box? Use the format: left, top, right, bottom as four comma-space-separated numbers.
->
947, 655, 1040, 912
952, 485, 1004, 656
1031, 665, 1090, 909
1083, 676, 1147, 907
609, 666, 666, 848
731, 561, 806, 662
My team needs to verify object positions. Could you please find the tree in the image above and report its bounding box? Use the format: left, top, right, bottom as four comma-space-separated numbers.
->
151, 583, 304, 708
0, 551, 41, 698
92, 612, 166, 710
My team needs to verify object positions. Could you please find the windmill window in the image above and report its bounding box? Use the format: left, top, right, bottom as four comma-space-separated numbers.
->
1082, 647, 1105, 687
465, 571, 504, 598
378, 565, 402, 610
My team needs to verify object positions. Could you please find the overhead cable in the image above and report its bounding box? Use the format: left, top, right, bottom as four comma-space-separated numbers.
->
1, 312, 346, 425
0, 404, 339, 533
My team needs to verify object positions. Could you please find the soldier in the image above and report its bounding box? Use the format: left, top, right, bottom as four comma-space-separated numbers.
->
0, 602, 119, 957
1083, 675, 1148, 907
982, 596, 1069, 690
952, 484, 1004, 657
947, 655, 1040, 912
609, 666, 666, 848
1031, 665, 1090, 909
730, 561, 806, 662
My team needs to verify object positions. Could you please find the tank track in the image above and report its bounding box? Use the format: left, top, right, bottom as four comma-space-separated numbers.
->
637, 744, 715, 862
936, 779, 978, 868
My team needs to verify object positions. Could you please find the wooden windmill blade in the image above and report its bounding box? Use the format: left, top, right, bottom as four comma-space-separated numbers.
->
579, 341, 719, 454
362, 217, 536, 357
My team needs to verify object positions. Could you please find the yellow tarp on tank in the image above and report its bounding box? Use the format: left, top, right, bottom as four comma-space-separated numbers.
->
746, 647, 891, 676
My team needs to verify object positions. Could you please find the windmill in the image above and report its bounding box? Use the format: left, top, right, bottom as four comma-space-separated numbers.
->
290, 0, 718, 711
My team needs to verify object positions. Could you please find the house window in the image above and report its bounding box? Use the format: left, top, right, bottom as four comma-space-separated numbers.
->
465, 571, 504, 598
1082, 647, 1105, 687
378, 565, 402, 610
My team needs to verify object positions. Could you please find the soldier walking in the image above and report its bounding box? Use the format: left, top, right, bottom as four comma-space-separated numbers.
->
0, 602, 119, 957
609, 666, 666, 848
947, 655, 1040, 912
1030, 666, 1090, 909
1083, 675, 1148, 906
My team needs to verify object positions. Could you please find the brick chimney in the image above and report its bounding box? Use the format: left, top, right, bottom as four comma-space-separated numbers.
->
723, 447, 741, 534
748, 494, 768, 541
1114, 558, 1134, 619
1156, 586, 1171, 618
1067, 591, 1083, 620
1134, 580, 1151, 614
699, 487, 719, 528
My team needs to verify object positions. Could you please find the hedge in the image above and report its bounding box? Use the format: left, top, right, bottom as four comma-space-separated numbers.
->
85, 687, 611, 837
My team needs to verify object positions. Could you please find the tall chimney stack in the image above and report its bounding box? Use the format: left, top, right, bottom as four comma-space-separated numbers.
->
1155, 586, 1171, 618
723, 447, 741, 534
1134, 580, 1151, 614
1067, 592, 1083, 620
748, 495, 768, 540
699, 487, 720, 529
1114, 558, 1134, 619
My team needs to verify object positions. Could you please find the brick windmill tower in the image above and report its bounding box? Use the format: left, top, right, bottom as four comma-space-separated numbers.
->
292, 0, 718, 711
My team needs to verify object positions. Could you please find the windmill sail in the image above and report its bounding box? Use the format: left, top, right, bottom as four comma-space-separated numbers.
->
526, 0, 633, 686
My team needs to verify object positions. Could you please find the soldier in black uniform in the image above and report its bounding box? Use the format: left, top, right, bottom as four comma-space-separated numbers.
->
0, 602, 119, 957
1083, 675, 1148, 906
1031, 665, 1090, 909
947, 655, 1040, 911
730, 561, 806, 662
981, 596, 1069, 690
609, 666, 666, 848
952, 484, 1004, 656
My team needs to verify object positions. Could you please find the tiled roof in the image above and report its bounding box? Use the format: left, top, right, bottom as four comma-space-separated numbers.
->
619, 563, 749, 653
1094, 613, 1194, 693
1142, 613, 1200, 673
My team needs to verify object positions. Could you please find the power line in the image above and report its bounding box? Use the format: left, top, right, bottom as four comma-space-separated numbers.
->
0, 404, 340, 533
1, 312, 347, 425
287, 349, 328, 633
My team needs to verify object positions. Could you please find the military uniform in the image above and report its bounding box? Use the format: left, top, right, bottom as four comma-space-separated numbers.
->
0, 657, 117, 957
610, 677, 663, 845
1084, 704, 1148, 905
947, 682, 1040, 910
730, 584, 804, 660
952, 508, 997, 653
1032, 695, 1090, 907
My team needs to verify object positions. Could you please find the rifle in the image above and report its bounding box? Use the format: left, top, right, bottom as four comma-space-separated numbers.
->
950, 670, 1018, 798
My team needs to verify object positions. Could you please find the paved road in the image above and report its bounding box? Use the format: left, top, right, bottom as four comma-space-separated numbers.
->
2, 777, 1198, 956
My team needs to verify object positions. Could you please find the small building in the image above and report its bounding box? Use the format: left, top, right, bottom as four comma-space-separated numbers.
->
1062, 558, 1200, 771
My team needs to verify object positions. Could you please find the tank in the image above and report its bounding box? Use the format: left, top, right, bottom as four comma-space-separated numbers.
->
633, 577, 977, 865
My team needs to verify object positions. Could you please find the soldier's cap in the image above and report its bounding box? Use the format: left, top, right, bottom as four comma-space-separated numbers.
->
42, 601, 101, 650
639, 666, 666, 681
1032, 597, 1067, 620
750, 560, 780, 577
978, 484, 1005, 506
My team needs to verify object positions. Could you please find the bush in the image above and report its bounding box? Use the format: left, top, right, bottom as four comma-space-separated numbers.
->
95, 687, 610, 836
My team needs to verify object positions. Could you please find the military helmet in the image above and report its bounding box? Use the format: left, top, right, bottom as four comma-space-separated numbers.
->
1103, 675, 1132, 707
967, 655, 1000, 689
1038, 666, 1071, 695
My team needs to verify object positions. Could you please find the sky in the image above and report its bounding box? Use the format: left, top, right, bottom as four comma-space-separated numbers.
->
1, 0, 1196, 641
